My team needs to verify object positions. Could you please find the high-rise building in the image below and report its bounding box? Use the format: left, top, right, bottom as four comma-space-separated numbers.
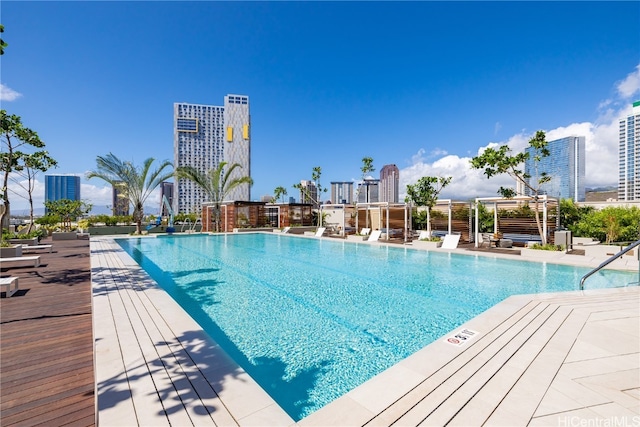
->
524, 136, 585, 201
45, 175, 81, 211
160, 181, 174, 217
330, 182, 354, 204
112, 181, 129, 216
618, 101, 640, 201
357, 178, 380, 203
173, 94, 250, 214
298, 180, 318, 206
379, 164, 400, 203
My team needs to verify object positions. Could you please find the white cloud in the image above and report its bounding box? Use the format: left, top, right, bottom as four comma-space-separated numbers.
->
0, 83, 22, 101
399, 64, 640, 200
616, 64, 640, 99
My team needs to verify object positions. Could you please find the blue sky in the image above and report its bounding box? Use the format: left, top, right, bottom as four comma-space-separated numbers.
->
2, 1, 640, 215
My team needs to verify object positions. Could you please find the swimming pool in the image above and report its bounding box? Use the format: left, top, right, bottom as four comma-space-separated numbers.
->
117, 233, 633, 421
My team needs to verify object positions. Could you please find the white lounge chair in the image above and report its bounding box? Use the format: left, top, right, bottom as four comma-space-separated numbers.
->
368, 230, 382, 242
418, 230, 430, 240
441, 234, 461, 249
0, 276, 19, 297
0, 256, 41, 268
281, 227, 290, 234
360, 228, 371, 236
315, 227, 326, 237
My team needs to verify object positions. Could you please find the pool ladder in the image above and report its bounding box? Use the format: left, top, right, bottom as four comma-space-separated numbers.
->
180, 218, 202, 234
580, 238, 640, 290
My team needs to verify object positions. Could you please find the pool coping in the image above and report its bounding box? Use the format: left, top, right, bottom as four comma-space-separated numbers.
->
91, 233, 640, 426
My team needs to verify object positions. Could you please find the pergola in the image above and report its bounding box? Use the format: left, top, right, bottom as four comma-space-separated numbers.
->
473, 195, 559, 248
427, 199, 474, 243
353, 202, 412, 242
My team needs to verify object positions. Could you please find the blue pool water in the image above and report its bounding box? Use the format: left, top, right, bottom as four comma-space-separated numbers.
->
117, 233, 634, 420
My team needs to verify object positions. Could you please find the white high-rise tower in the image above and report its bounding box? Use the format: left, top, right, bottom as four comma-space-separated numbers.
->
173, 95, 251, 214
618, 101, 640, 201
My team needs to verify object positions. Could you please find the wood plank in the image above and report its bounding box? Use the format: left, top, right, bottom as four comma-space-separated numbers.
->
0, 238, 95, 427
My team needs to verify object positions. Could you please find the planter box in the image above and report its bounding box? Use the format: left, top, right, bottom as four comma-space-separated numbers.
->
88, 226, 137, 235
346, 235, 368, 242
520, 248, 566, 258
412, 240, 443, 250
9, 237, 38, 246
52, 232, 78, 241
1, 244, 22, 258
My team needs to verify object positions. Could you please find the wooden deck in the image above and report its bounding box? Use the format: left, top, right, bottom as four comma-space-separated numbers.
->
0, 237, 95, 427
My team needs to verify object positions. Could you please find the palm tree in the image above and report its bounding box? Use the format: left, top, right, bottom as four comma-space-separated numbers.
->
272, 186, 287, 203
176, 162, 253, 232
86, 153, 173, 234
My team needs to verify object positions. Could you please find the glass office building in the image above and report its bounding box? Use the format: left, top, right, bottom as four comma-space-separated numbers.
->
330, 182, 354, 204
524, 136, 585, 201
45, 174, 81, 204
618, 101, 640, 201
173, 95, 250, 214
357, 178, 380, 203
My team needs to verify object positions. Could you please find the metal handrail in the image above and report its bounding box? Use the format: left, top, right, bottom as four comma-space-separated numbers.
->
580, 239, 640, 290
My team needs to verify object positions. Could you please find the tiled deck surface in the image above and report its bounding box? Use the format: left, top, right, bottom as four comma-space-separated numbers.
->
91, 235, 640, 426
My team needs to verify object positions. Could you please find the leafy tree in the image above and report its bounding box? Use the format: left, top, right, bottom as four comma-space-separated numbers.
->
293, 166, 327, 226
176, 162, 253, 232
470, 130, 551, 244
476, 202, 495, 233
9, 151, 58, 232
1, 24, 7, 55
354, 156, 375, 203
405, 176, 452, 237
571, 206, 640, 243
44, 199, 92, 232
272, 186, 288, 203
86, 153, 173, 235
1, 110, 56, 240
558, 198, 594, 231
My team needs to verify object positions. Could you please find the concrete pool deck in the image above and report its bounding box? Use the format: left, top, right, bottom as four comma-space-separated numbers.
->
91, 235, 639, 426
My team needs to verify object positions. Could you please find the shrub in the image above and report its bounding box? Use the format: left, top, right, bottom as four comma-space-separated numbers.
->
529, 243, 565, 251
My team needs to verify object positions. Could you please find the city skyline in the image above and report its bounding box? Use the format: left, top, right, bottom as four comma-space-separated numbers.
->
2, 2, 640, 214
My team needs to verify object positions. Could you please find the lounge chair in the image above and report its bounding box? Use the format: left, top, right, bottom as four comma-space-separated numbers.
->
418, 230, 430, 240
368, 230, 382, 242
0, 276, 19, 297
479, 233, 492, 247
441, 234, 461, 249
281, 227, 290, 234
360, 228, 371, 236
315, 227, 326, 237
0, 256, 41, 268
